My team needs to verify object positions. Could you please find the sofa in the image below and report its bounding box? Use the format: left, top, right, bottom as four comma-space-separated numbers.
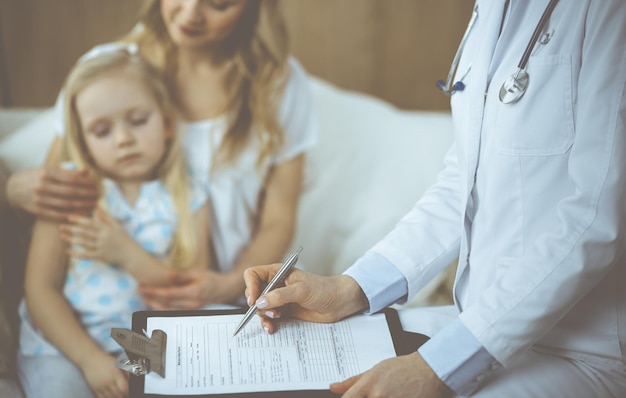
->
0, 77, 456, 392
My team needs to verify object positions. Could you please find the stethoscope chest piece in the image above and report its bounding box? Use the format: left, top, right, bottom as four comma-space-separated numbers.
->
439, 0, 559, 104
499, 68, 529, 104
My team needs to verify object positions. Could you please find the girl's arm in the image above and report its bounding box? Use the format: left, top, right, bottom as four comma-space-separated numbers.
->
24, 219, 127, 396
60, 203, 211, 286
138, 154, 304, 309
116, 202, 211, 284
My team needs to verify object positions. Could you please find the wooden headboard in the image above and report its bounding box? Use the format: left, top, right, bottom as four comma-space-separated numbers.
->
0, 0, 473, 111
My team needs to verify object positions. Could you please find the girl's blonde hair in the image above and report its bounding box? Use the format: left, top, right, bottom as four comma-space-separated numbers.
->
126, 0, 289, 170
62, 48, 197, 270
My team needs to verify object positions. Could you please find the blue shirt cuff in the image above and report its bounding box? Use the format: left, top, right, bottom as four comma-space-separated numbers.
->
344, 252, 408, 314
418, 319, 501, 396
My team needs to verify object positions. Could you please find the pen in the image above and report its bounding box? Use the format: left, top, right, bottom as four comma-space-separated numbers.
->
232, 247, 302, 337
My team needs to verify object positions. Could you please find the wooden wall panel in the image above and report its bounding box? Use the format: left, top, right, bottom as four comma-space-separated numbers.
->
0, 0, 473, 111
0, 0, 141, 107
282, 0, 473, 110
0, 18, 8, 107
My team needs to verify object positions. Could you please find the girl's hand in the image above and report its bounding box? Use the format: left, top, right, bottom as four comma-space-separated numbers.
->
139, 268, 241, 310
243, 265, 370, 333
6, 167, 99, 221
81, 351, 128, 398
60, 208, 131, 265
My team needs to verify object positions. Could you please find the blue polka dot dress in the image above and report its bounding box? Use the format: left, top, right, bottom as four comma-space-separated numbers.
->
19, 179, 207, 356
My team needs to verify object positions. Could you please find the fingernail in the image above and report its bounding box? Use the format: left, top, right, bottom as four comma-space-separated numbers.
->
256, 297, 268, 309
246, 295, 252, 306
263, 326, 269, 334
265, 310, 275, 319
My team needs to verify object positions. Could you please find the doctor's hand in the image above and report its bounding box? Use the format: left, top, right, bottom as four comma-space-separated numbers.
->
243, 265, 369, 333
329, 351, 449, 398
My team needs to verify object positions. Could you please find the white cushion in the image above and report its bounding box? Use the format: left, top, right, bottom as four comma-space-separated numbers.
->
293, 78, 455, 305
0, 108, 57, 172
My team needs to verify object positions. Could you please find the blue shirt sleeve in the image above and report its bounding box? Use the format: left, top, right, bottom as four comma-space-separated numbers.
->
346, 252, 500, 395
419, 319, 501, 395
344, 252, 408, 313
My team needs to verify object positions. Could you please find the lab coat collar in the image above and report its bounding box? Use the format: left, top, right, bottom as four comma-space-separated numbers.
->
463, 0, 504, 191
455, 0, 512, 307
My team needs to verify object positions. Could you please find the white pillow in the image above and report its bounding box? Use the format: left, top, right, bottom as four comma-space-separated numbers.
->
293, 78, 454, 302
0, 108, 57, 172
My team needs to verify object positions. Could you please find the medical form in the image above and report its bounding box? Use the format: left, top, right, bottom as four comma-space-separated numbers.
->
141, 312, 397, 395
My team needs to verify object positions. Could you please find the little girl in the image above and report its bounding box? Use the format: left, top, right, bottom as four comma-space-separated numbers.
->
17, 48, 210, 398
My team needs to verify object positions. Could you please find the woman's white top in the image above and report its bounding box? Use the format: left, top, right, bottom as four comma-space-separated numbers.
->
183, 58, 318, 272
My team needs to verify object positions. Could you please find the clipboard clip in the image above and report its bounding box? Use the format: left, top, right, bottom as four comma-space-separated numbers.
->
111, 328, 167, 378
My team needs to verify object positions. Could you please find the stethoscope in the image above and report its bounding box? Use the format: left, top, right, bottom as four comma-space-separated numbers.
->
437, 0, 559, 104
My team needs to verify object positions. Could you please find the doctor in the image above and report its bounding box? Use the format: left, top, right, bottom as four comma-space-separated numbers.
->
244, 1, 626, 397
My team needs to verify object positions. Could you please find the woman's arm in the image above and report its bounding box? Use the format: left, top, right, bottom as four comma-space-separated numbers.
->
60, 203, 211, 286
225, 154, 305, 296
24, 219, 127, 396
6, 136, 98, 221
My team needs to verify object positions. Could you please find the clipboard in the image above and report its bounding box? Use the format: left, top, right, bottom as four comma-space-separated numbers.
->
126, 307, 426, 398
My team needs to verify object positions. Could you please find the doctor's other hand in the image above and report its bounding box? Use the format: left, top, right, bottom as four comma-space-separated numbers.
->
6, 167, 98, 221
329, 351, 449, 398
243, 265, 369, 333
138, 268, 242, 310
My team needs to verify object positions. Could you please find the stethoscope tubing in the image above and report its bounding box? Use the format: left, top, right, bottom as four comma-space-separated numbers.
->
437, 4, 479, 95
438, 0, 560, 101
517, 0, 559, 70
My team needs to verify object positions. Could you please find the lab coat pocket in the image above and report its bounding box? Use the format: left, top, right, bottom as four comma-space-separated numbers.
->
496, 55, 575, 156
495, 256, 516, 282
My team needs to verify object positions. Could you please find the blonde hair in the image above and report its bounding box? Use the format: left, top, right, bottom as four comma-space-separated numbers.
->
61, 49, 197, 270
125, 0, 289, 170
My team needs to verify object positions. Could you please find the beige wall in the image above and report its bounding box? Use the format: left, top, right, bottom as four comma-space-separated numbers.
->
0, 0, 473, 110
0, 0, 141, 108
283, 0, 473, 110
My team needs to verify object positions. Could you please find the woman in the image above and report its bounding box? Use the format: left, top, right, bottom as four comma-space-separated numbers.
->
6, 0, 317, 309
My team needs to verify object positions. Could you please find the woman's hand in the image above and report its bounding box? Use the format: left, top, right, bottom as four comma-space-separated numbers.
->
7, 167, 98, 221
59, 208, 131, 265
81, 350, 128, 398
138, 268, 242, 310
329, 351, 449, 398
243, 264, 369, 333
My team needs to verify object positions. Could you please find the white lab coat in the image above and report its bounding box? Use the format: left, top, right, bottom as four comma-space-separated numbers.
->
371, 0, 626, 393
